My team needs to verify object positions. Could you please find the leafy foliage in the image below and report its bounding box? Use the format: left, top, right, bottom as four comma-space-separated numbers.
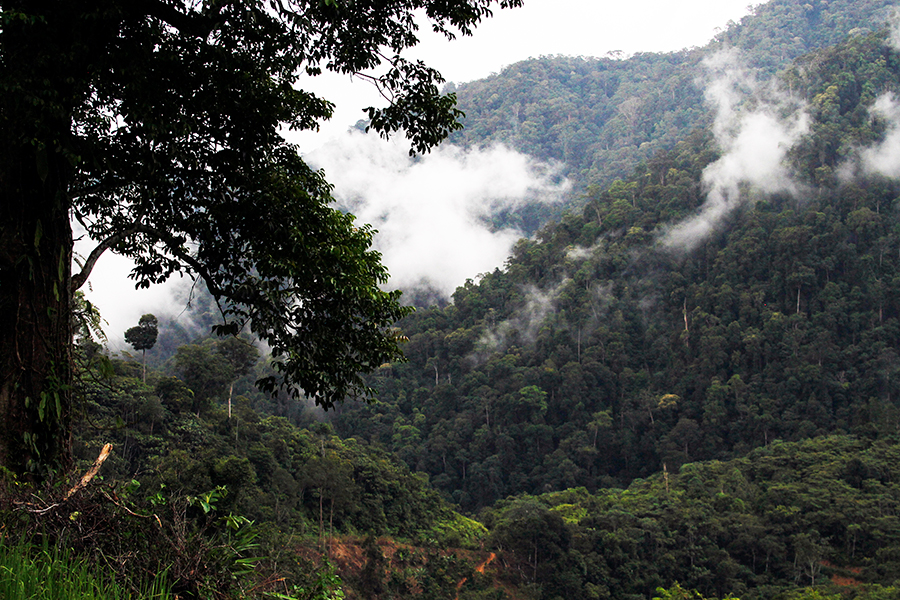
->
1, 335, 491, 598
0, 539, 173, 600
0, 0, 524, 478
74, 346, 474, 546
124, 314, 158, 353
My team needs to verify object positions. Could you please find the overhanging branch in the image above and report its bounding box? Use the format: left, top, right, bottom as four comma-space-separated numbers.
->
71, 229, 135, 294
70, 179, 129, 200
70, 224, 225, 300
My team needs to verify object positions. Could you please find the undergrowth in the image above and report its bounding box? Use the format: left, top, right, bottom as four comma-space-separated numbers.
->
0, 464, 337, 600
0, 539, 172, 599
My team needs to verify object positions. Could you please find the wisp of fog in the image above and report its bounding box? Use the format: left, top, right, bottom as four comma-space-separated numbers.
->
306, 130, 569, 298
661, 48, 809, 251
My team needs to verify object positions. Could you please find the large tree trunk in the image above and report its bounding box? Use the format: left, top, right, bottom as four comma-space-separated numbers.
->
0, 4, 76, 479
0, 147, 75, 479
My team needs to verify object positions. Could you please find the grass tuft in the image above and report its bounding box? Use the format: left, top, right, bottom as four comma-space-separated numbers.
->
0, 539, 173, 600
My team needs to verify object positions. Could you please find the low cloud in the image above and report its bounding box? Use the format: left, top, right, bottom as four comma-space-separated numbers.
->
78, 134, 568, 343
859, 93, 900, 178
565, 244, 596, 262
472, 283, 560, 362
469, 275, 618, 365
306, 131, 569, 298
661, 49, 809, 251
890, 9, 900, 52
839, 24, 900, 180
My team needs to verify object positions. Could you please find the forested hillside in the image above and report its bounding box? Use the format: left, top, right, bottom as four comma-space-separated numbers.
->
75, 344, 469, 542
484, 435, 900, 599
449, 0, 898, 196
334, 30, 900, 513
18, 2, 900, 599
57, 338, 497, 598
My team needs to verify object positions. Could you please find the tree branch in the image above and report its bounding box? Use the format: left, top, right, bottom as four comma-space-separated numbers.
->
65, 443, 112, 500
71, 228, 135, 293
69, 179, 129, 200
15, 443, 112, 514
70, 224, 225, 300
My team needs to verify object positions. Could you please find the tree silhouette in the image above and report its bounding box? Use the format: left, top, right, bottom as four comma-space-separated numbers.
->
124, 314, 158, 383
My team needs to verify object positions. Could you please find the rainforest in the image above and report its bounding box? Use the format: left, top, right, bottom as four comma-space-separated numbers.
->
5, 1, 900, 599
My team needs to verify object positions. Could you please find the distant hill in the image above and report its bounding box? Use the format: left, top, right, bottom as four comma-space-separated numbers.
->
449, 0, 899, 204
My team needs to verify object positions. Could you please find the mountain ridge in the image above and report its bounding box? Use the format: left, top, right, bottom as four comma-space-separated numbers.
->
448, 0, 900, 207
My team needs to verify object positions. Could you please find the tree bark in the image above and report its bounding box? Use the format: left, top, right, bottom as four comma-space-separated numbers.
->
0, 139, 75, 479
0, 3, 78, 479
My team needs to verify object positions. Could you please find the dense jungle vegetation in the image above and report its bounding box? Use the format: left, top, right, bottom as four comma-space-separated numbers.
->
9, 1, 900, 599
336, 29, 900, 510
333, 24, 900, 600
449, 0, 899, 231
2, 327, 500, 598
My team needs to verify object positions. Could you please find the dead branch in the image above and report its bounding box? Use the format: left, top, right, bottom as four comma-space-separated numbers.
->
15, 443, 112, 513
65, 443, 112, 500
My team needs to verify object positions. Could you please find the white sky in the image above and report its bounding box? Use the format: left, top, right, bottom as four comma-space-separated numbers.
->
418, 0, 752, 81
84, 0, 756, 347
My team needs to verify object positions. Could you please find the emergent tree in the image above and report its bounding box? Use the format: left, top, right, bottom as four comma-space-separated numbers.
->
0, 0, 521, 478
124, 313, 158, 383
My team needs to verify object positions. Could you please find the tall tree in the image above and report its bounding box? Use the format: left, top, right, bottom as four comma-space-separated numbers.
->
124, 313, 158, 383
0, 0, 521, 478
172, 342, 232, 416
216, 336, 260, 419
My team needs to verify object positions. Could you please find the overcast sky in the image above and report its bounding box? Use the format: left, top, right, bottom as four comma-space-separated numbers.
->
84, 0, 756, 347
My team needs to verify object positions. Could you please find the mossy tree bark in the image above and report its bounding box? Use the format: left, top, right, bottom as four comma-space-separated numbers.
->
0, 132, 75, 479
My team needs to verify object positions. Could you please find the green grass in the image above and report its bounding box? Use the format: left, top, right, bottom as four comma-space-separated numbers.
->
0, 540, 173, 600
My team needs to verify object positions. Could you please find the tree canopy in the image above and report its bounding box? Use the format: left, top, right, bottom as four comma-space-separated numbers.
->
0, 0, 521, 477
333, 30, 900, 511
124, 314, 159, 354
125, 313, 159, 382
